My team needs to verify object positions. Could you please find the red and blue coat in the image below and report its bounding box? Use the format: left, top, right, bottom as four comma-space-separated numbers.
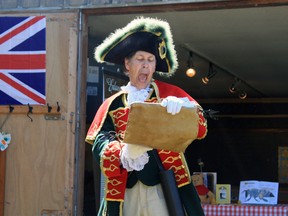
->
85, 80, 207, 216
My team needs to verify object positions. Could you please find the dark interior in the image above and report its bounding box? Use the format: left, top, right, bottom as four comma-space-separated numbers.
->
83, 2, 288, 214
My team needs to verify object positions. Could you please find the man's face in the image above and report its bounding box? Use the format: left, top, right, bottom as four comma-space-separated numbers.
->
125, 51, 156, 90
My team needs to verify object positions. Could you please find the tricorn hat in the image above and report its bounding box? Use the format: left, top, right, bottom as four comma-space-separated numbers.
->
94, 17, 178, 76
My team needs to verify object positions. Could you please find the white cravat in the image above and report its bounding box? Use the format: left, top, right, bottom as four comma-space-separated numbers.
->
121, 82, 151, 106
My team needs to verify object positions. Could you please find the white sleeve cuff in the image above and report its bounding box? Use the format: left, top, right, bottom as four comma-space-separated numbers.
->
120, 144, 150, 171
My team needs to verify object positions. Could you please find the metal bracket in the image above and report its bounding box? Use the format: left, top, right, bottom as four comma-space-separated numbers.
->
44, 114, 65, 121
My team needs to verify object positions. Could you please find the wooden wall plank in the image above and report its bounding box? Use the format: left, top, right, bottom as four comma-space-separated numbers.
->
63, 25, 78, 214
0, 151, 5, 216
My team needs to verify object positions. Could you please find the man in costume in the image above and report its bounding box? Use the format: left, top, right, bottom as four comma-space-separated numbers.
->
86, 17, 207, 216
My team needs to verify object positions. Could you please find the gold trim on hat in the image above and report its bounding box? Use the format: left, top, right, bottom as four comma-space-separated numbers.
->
158, 40, 166, 60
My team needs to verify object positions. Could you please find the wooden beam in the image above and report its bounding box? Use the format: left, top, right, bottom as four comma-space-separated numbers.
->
215, 114, 288, 118
197, 97, 288, 104
84, 0, 288, 15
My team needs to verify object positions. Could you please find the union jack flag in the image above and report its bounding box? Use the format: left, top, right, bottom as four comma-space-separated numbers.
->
0, 16, 46, 105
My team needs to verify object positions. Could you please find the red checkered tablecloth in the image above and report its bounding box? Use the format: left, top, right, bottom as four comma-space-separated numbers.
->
202, 204, 288, 216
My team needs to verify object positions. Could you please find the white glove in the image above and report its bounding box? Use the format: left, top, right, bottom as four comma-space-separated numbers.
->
120, 143, 152, 171
122, 143, 152, 159
161, 96, 197, 115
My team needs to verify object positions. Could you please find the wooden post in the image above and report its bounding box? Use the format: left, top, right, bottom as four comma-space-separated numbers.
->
0, 151, 6, 216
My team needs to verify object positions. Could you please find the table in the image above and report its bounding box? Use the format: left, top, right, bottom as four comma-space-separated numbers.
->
202, 204, 288, 216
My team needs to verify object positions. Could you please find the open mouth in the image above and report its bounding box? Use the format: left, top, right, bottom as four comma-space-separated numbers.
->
138, 73, 148, 83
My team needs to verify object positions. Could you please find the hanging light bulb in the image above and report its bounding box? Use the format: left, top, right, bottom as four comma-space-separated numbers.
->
229, 85, 237, 93
186, 51, 196, 78
238, 89, 247, 99
186, 68, 196, 77
202, 63, 217, 84
229, 78, 240, 93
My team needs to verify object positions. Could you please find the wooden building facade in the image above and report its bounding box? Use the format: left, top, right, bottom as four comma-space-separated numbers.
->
0, 0, 288, 215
